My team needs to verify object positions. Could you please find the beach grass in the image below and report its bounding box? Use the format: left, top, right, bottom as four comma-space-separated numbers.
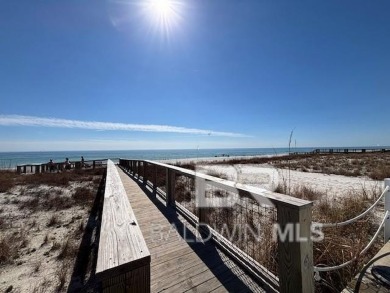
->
204, 152, 390, 180
0, 168, 104, 292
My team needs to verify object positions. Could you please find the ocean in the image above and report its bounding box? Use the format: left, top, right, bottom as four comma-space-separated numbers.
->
0, 147, 386, 169
0, 148, 309, 168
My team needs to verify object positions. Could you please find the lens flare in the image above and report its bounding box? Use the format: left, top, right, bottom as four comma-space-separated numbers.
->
108, 0, 185, 41
144, 0, 183, 38
149, 0, 174, 16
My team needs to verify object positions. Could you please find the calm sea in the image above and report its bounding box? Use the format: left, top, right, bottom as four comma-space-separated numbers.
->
0, 147, 386, 169
0, 148, 306, 168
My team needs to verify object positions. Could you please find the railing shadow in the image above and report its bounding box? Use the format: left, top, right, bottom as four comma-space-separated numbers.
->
121, 168, 262, 292
67, 171, 106, 292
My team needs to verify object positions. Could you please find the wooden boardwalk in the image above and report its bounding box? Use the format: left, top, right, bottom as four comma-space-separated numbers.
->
116, 166, 266, 293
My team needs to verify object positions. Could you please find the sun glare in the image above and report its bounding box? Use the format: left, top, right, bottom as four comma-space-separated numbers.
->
143, 0, 182, 37
150, 0, 173, 16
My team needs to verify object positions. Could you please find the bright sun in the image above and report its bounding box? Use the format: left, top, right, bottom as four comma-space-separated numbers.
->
150, 0, 173, 15
143, 0, 182, 36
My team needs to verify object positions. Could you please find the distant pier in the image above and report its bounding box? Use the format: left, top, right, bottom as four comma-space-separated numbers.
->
292, 148, 389, 155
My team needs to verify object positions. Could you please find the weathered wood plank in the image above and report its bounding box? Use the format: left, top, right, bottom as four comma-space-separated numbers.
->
102, 265, 150, 293
96, 160, 150, 292
186, 259, 244, 293
151, 247, 234, 291
116, 166, 266, 293
277, 204, 313, 293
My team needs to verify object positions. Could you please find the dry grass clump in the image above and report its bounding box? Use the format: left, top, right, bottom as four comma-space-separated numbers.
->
51, 241, 61, 251
0, 170, 17, 192
72, 187, 94, 205
57, 237, 78, 260
31, 278, 51, 293
175, 177, 193, 203
41, 233, 49, 246
275, 182, 322, 201
32, 261, 42, 273
0, 237, 12, 264
313, 193, 379, 292
0, 218, 4, 229
56, 263, 69, 292
44, 195, 73, 211
246, 180, 381, 292
19, 197, 40, 210
369, 165, 390, 180
174, 161, 197, 170
0, 230, 28, 264
52, 237, 78, 291
47, 215, 60, 227
280, 185, 382, 292
206, 170, 229, 180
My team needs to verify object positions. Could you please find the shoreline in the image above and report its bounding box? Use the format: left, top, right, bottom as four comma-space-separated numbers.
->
0, 153, 290, 170
1, 146, 389, 169
158, 153, 289, 164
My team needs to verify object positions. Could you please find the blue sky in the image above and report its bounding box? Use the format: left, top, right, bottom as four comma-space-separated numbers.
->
1, 0, 389, 151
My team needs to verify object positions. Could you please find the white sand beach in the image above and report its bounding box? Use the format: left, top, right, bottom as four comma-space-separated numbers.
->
175, 159, 383, 200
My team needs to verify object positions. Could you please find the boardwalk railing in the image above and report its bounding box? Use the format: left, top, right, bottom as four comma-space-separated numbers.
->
292, 148, 390, 155
313, 148, 389, 154
16, 159, 109, 174
96, 160, 150, 292
119, 159, 314, 293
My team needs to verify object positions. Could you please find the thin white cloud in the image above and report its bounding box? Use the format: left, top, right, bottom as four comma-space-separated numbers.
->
0, 115, 249, 137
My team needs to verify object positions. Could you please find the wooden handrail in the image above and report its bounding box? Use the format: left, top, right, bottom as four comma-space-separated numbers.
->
119, 158, 314, 293
144, 160, 311, 209
96, 160, 150, 292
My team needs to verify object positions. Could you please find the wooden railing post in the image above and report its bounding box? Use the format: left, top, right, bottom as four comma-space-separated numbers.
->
93, 160, 96, 169
153, 164, 157, 195
277, 203, 314, 293
143, 162, 147, 185
384, 178, 390, 242
166, 169, 176, 206
17, 165, 22, 174
196, 178, 207, 224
